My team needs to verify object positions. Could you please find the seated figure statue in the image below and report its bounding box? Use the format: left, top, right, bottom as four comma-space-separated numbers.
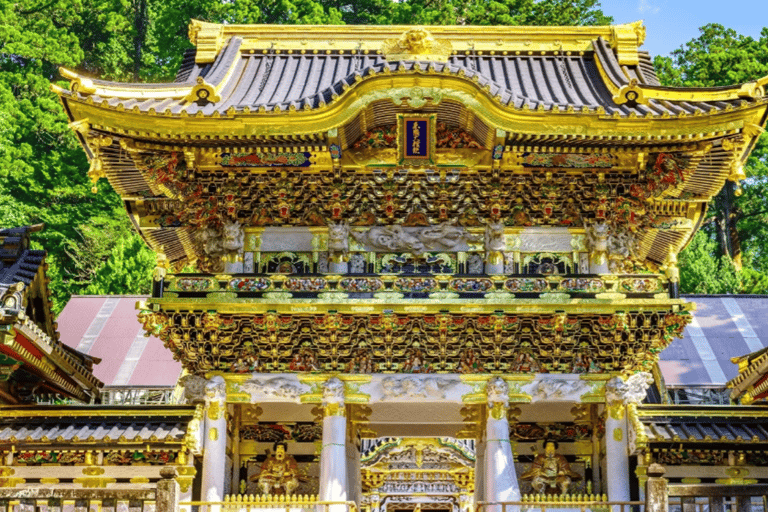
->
254, 442, 299, 495
521, 440, 581, 495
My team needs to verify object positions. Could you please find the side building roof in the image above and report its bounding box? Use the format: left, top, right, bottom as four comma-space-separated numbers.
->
57, 295, 182, 388
660, 295, 768, 390
0, 226, 102, 404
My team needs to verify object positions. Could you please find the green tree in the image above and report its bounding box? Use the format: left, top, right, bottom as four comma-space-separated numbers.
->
656, 24, 768, 293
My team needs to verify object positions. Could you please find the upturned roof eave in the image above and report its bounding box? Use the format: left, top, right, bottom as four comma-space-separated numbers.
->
56, 79, 768, 143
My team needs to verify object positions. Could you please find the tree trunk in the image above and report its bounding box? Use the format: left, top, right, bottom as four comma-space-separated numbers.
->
133, 0, 148, 81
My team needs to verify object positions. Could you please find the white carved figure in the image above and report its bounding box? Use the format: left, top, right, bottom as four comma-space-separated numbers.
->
221, 220, 245, 252
327, 222, 350, 260
486, 377, 510, 407
204, 375, 227, 404
484, 220, 506, 256
380, 376, 459, 399
352, 223, 479, 256
605, 372, 653, 406
322, 377, 345, 405
240, 376, 310, 401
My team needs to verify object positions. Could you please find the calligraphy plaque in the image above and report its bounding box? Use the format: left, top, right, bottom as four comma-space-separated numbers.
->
397, 114, 435, 166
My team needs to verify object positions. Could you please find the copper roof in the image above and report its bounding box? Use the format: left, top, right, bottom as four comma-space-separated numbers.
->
57, 296, 182, 387
660, 296, 768, 388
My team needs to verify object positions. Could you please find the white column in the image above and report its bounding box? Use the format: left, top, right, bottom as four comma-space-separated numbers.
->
604, 373, 653, 501
474, 440, 486, 504
346, 439, 361, 504
201, 376, 228, 512
484, 378, 520, 512
319, 378, 348, 506
605, 409, 629, 501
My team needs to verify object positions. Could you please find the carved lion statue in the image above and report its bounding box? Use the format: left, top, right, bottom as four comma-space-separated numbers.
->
205, 375, 227, 403
221, 221, 245, 252
322, 377, 345, 405
485, 220, 506, 255
327, 222, 350, 257
194, 221, 244, 272
486, 377, 510, 406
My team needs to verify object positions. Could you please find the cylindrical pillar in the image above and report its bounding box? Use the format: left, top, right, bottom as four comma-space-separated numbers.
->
484, 378, 520, 512
474, 439, 486, 504
604, 373, 653, 502
605, 408, 630, 501
319, 378, 348, 506
201, 376, 227, 512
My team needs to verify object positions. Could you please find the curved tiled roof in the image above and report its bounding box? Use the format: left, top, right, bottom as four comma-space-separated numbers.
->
60, 33, 763, 121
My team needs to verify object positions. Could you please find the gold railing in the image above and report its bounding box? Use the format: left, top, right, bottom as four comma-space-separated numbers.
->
476, 499, 644, 512
180, 497, 358, 512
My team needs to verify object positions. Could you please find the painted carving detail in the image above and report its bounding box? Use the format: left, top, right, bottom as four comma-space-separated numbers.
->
195, 220, 245, 272
487, 377, 510, 408
240, 376, 311, 401
528, 379, 589, 401
327, 222, 350, 262
352, 223, 479, 256
605, 372, 653, 418
381, 375, 459, 399
484, 220, 505, 265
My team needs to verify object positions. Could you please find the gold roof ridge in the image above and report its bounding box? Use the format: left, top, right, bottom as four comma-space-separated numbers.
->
187, 19, 647, 64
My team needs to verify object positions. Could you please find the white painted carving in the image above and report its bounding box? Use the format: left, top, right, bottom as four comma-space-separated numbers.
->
486, 377, 509, 407
240, 376, 310, 401
352, 223, 480, 256
322, 377, 345, 405
467, 253, 484, 274
204, 375, 227, 405
528, 378, 589, 401
349, 253, 366, 273
327, 222, 350, 259
484, 220, 506, 256
381, 376, 460, 399
605, 372, 653, 406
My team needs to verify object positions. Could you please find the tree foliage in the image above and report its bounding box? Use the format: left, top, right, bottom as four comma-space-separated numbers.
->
655, 25, 768, 294
2, 0, 617, 315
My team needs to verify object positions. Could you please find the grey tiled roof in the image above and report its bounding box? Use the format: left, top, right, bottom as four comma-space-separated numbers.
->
637, 405, 768, 444
65, 36, 745, 118
0, 406, 196, 446
0, 226, 45, 291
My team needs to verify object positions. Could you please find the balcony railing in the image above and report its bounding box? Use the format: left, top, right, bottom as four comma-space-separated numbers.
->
100, 386, 177, 405
476, 499, 643, 512
182, 496, 357, 512
157, 273, 668, 301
